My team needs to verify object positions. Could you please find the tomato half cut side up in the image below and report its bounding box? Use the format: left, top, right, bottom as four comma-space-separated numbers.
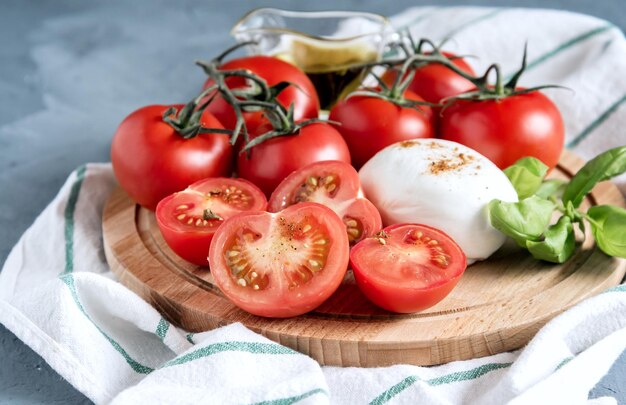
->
268, 160, 382, 245
209, 202, 349, 318
350, 224, 467, 313
156, 178, 267, 266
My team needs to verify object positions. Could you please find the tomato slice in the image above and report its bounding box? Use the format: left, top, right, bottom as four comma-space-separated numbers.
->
350, 224, 467, 313
156, 178, 267, 266
209, 202, 349, 318
268, 160, 382, 245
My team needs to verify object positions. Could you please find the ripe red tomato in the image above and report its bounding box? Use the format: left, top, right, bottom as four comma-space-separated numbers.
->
237, 122, 351, 196
203, 55, 319, 133
329, 90, 434, 168
208, 202, 349, 318
111, 105, 233, 210
439, 91, 565, 170
156, 178, 267, 266
269, 160, 382, 245
350, 223, 466, 313
382, 52, 475, 105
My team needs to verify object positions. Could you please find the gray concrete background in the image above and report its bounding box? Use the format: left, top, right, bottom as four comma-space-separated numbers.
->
1, 0, 624, 403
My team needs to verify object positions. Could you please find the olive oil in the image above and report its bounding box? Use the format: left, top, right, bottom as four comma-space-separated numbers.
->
275, 39, 379, 110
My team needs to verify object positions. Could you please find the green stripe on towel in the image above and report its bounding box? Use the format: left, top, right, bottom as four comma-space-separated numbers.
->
567, 92, 626, 148
427, 362, 512, 385
444, 8, 507, 39
370, 362, 512, 404
555, 356, 574, 371
370, 376, 419, 405
506, 24, 614, 80
525, 24, 614, 72
60, 167, 154, 374
63, 165, 86, 275
59, 273, 154, 374
388, 8, 506, 58
250, 388, 328, 405
604, 284, 626, 293
163, 341, 297, 368
156, 318, 170, 341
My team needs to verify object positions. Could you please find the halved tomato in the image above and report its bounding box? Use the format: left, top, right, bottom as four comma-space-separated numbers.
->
208, 202, 349, 318
350, 224, 466, 313
268, 160, 382, 245
156, 178, 267, 266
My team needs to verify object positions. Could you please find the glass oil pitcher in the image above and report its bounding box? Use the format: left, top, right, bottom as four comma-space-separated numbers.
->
231, 8, 393, 110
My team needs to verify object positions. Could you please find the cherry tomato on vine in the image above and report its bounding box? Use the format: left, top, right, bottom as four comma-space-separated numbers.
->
439, 90, 565, 170
203, 55, 319, 133
350, 223, 467, 313
329, 89, 434, 169
382, 51, 475, 106
111, 105, 233, 210
269, 160, 382, 245
209, 202, 350, 318
237, 122, 351, 196
156, 178, 267, 266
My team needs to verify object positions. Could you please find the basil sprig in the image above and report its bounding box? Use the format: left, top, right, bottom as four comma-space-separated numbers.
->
503, 157, 549, 199
488, 196, 555, 246
489, 146, 626, 263
586, 205, 626, 258
563, 147, 626, 208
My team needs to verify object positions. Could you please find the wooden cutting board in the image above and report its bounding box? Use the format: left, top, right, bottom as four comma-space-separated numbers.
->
102, 151, 626, 367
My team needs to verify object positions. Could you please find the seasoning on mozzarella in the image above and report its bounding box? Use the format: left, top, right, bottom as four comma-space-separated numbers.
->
359, 139, 518, 264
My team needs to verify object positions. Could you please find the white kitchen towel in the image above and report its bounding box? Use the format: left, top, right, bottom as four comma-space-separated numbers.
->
1, 6, 626, 405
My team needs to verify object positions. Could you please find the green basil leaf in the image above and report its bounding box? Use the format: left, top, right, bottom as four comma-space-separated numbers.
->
563, 146, 626, 208
503, 157, 549, 199
535, 179, 568, 200
526, 216, 575, 263
488, 196, 555, 245
587, 205, 626, 258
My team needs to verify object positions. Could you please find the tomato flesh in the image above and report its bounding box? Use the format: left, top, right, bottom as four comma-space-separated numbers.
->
350, 224, 466, 313
209, 203, 349, 318
156, 178, 267, 266
269, 160, 382, 245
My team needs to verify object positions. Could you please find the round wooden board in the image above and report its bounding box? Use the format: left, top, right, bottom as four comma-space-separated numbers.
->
103, 151, 626, 367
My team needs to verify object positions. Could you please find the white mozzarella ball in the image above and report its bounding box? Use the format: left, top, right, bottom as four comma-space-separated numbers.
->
359, 139, 518, 263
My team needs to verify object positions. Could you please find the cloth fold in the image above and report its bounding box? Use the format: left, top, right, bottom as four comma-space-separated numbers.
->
2, 6, 626, 405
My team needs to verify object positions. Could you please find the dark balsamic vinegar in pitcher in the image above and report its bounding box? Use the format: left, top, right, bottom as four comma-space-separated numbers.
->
275, 39, 379, 110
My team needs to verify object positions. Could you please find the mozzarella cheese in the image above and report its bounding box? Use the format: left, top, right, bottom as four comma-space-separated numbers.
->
359, 139, 518, 263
